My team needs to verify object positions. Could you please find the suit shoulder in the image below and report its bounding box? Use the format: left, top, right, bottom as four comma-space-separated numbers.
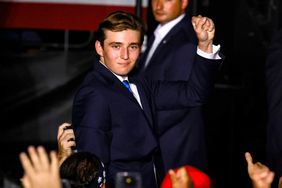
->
74, 72, 106, 100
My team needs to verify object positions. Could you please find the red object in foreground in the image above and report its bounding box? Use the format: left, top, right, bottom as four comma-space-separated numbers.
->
161, 165, 212, 188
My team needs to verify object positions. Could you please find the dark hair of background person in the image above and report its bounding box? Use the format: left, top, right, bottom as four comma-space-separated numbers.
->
60, 152, 106, 188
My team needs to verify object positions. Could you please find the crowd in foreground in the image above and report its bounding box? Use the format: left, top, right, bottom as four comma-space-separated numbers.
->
17, 123, 280, 188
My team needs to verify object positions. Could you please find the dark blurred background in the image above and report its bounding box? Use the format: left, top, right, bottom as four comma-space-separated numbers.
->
0, 0, 281, 187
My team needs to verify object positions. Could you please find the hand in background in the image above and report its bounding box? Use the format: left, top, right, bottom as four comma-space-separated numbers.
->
57, 122, 76, 165
19, 146, 61, 188
279, 176, 282, 188
245, 152, 274, 188
169, 167, 194, 188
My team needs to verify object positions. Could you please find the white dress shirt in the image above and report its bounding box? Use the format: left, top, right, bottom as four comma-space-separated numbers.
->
99, 60, 143, 108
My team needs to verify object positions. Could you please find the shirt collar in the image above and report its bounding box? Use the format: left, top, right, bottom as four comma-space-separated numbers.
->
154, 14, 185, 39
99, 60, 128, 82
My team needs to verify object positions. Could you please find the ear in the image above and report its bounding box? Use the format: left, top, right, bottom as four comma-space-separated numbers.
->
181, 0, 189, 11
95, 40, 104, 57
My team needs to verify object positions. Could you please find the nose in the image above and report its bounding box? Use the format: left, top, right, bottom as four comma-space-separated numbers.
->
120, 47, 129, 60
153, 0, 162, 9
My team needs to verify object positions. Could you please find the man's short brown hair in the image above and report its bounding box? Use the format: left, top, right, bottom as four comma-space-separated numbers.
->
96, 11, 145, 47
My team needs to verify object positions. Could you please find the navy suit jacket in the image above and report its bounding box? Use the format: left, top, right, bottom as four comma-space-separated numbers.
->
72, 56, 218, 187
266, 29, 282, 179
136, 14, 222, 176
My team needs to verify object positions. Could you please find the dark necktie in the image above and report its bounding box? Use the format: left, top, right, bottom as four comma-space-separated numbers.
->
122, 80, 132, 93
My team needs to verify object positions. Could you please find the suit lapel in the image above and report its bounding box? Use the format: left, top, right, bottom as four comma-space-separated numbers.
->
94, 61, 142, 107
137, 34, 155, 71
94, 61, 154, 128
131, 79, 154, 127
146, 14, 196, 68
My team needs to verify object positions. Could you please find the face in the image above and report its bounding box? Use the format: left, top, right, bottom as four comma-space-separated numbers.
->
95, 29, 141, 77
152, 0, 188, 25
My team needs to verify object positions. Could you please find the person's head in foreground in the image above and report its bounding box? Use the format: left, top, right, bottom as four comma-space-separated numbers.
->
60, 152, 106, 188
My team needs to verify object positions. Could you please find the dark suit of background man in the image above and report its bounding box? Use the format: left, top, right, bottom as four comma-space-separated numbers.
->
136, 0, 222, 177
266, 28, 282, 187
72, 11, 220, 188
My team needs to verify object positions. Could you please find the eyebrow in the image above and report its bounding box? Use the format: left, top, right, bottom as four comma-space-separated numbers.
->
109, 42, 141, 46
130, 42, 141, 46
109, 42, 122, 45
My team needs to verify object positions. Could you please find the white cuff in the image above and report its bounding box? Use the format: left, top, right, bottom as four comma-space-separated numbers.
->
197, 44, 221, 60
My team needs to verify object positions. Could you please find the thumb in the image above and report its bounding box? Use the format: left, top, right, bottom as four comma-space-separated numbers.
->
21, 174, 31, 188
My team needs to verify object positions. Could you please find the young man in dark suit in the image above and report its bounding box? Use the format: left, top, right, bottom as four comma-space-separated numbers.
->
136, 0, 222, 177
71, 11, 220, 188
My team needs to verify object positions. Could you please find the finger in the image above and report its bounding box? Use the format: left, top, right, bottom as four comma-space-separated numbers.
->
196, 16, 207, 25
191, 17, 197, 29
37, 146, 50, 171
168, 169, 177, 185
256, 164, 271, 176
178, 167, 194, 187
66, 140, 77, 149
58, 135, 74, 149
176, 167, 186, 177
195, 17, 208, 32
64, 129, 75, 139
19, 152, 34, 177
191, 16, 203, 29
67, 137, 75, 142
59, 133, 76, 149
207, 18, 215, 32
203, 18, 214, 32
57, 123, 71, 140
59, 123, 72, 138
177, 167, 190, 182
203, 18, 210, 30
256, 168, 270, 178
27, 146, 41, 172
57, 123, 68, 139
50, 151, 59, 174
245, 152, 253, 166
256, 162, 264, 167
265, 171, 275, 184
278, 176, 282, 188
58, 129, 75, 142
21, 174, 31, 188
65, 128, 75, 135
196, 14, 202, 18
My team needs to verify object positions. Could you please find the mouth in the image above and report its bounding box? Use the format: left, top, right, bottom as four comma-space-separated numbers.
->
117, 62, 131, 66
154, 11, 165, 16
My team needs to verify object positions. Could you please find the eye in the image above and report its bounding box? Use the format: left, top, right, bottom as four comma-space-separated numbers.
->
128, 45, 139, 51
111, 44, 120, 49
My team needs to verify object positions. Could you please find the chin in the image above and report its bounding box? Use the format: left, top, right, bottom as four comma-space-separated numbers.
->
118, 71, 130, 76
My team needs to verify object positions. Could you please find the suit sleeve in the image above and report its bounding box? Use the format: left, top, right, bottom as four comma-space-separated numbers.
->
72, 86, 112, 166
152, 55, 221, 110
